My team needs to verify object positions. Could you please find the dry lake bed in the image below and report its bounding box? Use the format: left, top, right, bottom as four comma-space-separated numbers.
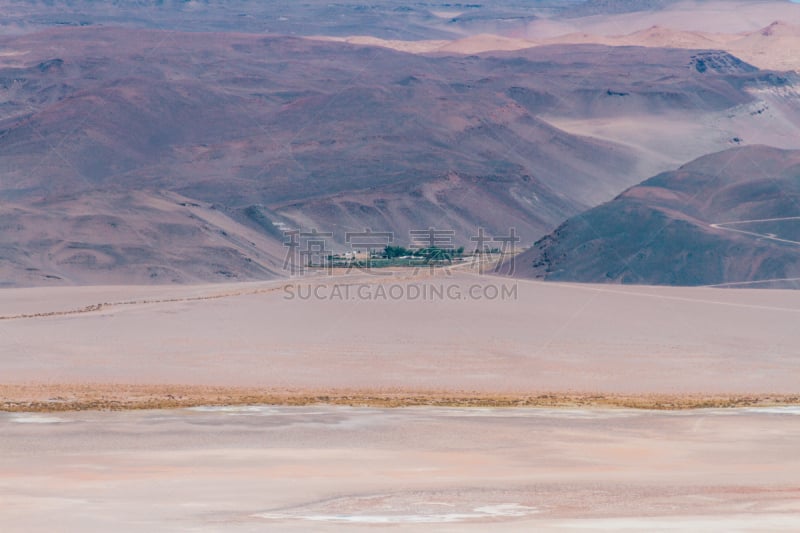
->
2, 405, 800, 531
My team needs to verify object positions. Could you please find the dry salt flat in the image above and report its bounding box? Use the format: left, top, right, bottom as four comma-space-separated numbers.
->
1, 405, 800, 531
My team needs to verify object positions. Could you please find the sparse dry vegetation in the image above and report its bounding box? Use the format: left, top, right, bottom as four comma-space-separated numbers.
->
2, 384, 798, 413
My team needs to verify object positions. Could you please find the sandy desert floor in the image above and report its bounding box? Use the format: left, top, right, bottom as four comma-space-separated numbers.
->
1, 271, 799, 530
2, 404, 800, 531
1, 271, 799, 406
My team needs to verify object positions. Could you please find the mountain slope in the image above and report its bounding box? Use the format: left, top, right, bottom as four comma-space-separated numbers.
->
0, 27, 792, 285
0, 191, 288, 287
517, 146, 800, 287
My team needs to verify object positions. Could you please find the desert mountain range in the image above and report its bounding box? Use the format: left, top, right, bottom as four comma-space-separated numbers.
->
0, 0, 798, 286
326, 20, 800, 73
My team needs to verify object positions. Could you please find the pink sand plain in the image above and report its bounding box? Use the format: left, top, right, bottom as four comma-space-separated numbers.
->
0, 273, 798, 394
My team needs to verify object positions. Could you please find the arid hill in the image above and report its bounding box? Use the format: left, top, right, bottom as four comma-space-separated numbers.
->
518, 146, 800, 287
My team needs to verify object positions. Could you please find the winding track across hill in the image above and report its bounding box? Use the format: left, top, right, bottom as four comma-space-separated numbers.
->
710, 216, 800, 246
703, 217, 800, 287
